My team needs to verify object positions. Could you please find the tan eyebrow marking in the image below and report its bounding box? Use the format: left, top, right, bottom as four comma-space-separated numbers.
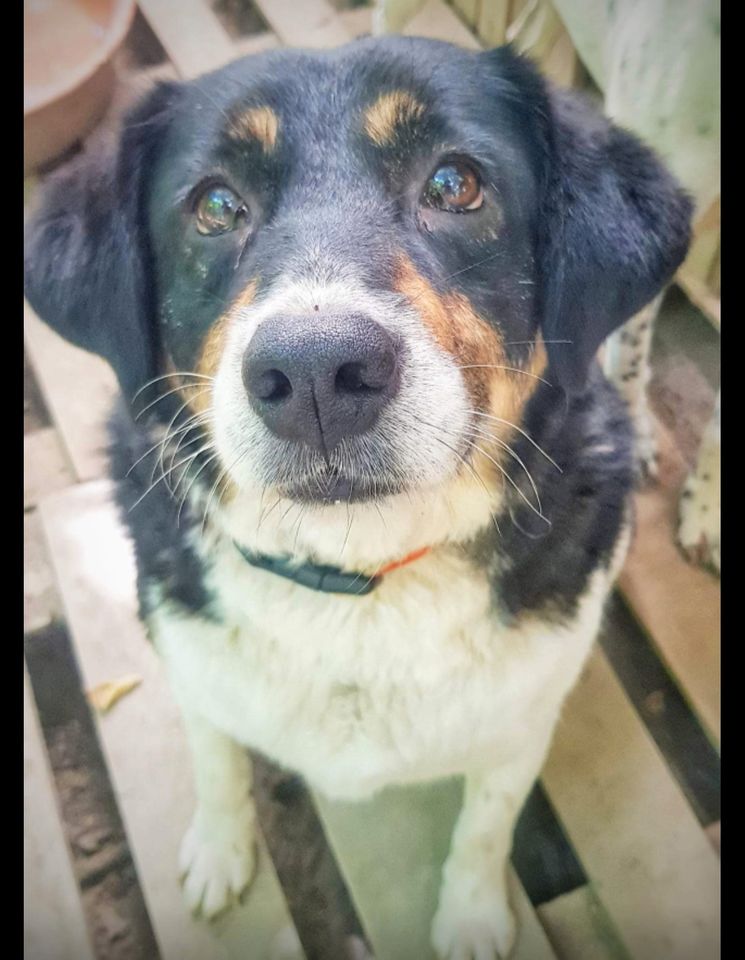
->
363, 91, 426, 147
228, 106, 279, 153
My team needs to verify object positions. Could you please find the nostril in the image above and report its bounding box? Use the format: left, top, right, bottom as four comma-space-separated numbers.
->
336, 362, 379, 395
254, 369, 293, 403
336, 352, 396, 396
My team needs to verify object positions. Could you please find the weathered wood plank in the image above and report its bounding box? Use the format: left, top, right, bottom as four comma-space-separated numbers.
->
252, 0, 351, 48
24, 667, 95, 960
450, 0, 481, 31
24, 301, 116, 483
542, 26, 578, 87
478, 0, 510, 46
137, 0, 239, 78
619, 419, 720, 745
40, 481, 301, 960
405, 0, 481, 47
341, 0, 480, 48
314, 784, 557, 960
537, 886, 629, 960
24, 509, 63, 634
25, 427, 75, 509
543, 647, 720, 960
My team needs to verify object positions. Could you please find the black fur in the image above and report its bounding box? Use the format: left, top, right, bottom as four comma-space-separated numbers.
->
489, 367, 635, 620
107, 402, 217, 621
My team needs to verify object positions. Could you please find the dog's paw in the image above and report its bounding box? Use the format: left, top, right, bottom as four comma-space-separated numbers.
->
678, 472, 720, 573
179, 802, 257, 919
432, 883, 516, 960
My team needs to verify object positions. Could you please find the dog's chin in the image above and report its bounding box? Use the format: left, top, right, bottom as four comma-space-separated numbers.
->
278, 472, 405, 505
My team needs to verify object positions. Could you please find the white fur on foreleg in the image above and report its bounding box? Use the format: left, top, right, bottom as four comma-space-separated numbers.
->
431, 866, 515, 960
179, 799, 257, 918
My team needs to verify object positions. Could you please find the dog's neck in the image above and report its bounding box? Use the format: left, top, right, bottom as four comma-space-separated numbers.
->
201, 469, 501, 574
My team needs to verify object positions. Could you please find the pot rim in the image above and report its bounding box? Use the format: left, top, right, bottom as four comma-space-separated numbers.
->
24, 0, 137, 115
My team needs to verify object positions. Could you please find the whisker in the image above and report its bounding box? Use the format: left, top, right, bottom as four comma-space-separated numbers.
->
467, 435, 549, 524
503, 339, 572, 346
456, 364, 553, 387
177, 450, 221, 527
466, 424, 543, 513
469, 411, 562, 473
135, 382, 211, 421
131, 371, 214, 404
154, 390, 212, 491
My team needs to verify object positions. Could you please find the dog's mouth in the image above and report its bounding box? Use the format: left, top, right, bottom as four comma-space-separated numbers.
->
278, 468, 405, 505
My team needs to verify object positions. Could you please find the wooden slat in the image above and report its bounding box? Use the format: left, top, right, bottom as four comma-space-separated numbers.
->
676, 267, 721, 331
619, 420, 720, 744
137, 0, 239, 78
706, 821, 720, 855
341, 0, 480, 48
478, 0, 510, 46
314, 784, 558, 960
537, 886, 629, 960
24, 667, 95, 960
24, 510, 63, 634
252, 0, 351, 48
373, 0, 433, 35
25, 427, 75, 509
450, 0, 481, 30
542, 26, 578, 87
40, 481, 301, 960
404, 0, 481, 47
24, 301, 116, 483
543, 648, 720, 960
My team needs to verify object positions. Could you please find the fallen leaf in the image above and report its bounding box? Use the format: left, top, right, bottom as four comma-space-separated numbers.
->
87, 674, 142, 714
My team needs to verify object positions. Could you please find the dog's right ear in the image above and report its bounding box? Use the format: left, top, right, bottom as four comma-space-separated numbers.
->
24, 81, 182, 402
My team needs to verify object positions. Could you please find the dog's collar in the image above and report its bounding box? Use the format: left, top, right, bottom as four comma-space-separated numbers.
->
233, 542, 431, 596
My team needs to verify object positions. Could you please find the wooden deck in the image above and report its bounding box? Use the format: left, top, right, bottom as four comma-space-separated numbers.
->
24, 3, 720, 959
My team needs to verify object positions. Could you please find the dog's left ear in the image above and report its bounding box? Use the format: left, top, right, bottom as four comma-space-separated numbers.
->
534, 85, 694, 392
24, 81, 181, 401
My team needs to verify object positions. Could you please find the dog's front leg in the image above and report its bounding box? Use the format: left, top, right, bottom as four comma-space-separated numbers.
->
179, 709, 258, 918
432, 734, 554, 960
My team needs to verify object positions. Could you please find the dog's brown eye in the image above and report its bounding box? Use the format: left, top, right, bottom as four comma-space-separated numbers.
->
195, 185, 248, 236
423, 161, 483, 212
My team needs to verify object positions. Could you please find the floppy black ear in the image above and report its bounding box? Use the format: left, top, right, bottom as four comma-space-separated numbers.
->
24, 81, 181, 402
536, 86, 694, 392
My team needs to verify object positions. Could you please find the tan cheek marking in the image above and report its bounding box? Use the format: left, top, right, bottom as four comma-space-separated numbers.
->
394, 255, 506, 412
363, 91, 425, 147
394, 256, 547, 489
188, 279, 258, 416
229, 106, 278, 153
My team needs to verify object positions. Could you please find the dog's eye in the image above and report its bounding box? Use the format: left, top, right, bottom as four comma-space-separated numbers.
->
423, 161, 483, 212
195, 184, 248, 236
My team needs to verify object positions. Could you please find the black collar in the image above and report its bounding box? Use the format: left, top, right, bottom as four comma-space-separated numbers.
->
233, 542, 380, 595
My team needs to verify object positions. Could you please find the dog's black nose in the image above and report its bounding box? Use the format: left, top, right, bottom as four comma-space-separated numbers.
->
242, 313, 400, 452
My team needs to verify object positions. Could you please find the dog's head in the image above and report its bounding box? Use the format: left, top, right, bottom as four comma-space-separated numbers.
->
25, 38, 691, 555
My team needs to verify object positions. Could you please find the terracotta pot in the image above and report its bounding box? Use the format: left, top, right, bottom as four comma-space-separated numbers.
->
24, 0, 136, 173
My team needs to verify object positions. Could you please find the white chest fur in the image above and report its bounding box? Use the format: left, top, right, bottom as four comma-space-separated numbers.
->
148, 536, 614, 801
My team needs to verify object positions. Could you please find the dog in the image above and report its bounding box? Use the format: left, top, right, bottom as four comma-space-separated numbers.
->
24, 36, 691, 959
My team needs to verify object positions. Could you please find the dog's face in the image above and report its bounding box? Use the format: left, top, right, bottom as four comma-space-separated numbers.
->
150, 41, 549, 506
25, 38, 691, 539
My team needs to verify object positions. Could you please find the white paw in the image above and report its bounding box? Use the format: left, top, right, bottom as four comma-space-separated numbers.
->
678, 472, 720, 573
179, 802, 257, 919
432, 880, 516, 960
